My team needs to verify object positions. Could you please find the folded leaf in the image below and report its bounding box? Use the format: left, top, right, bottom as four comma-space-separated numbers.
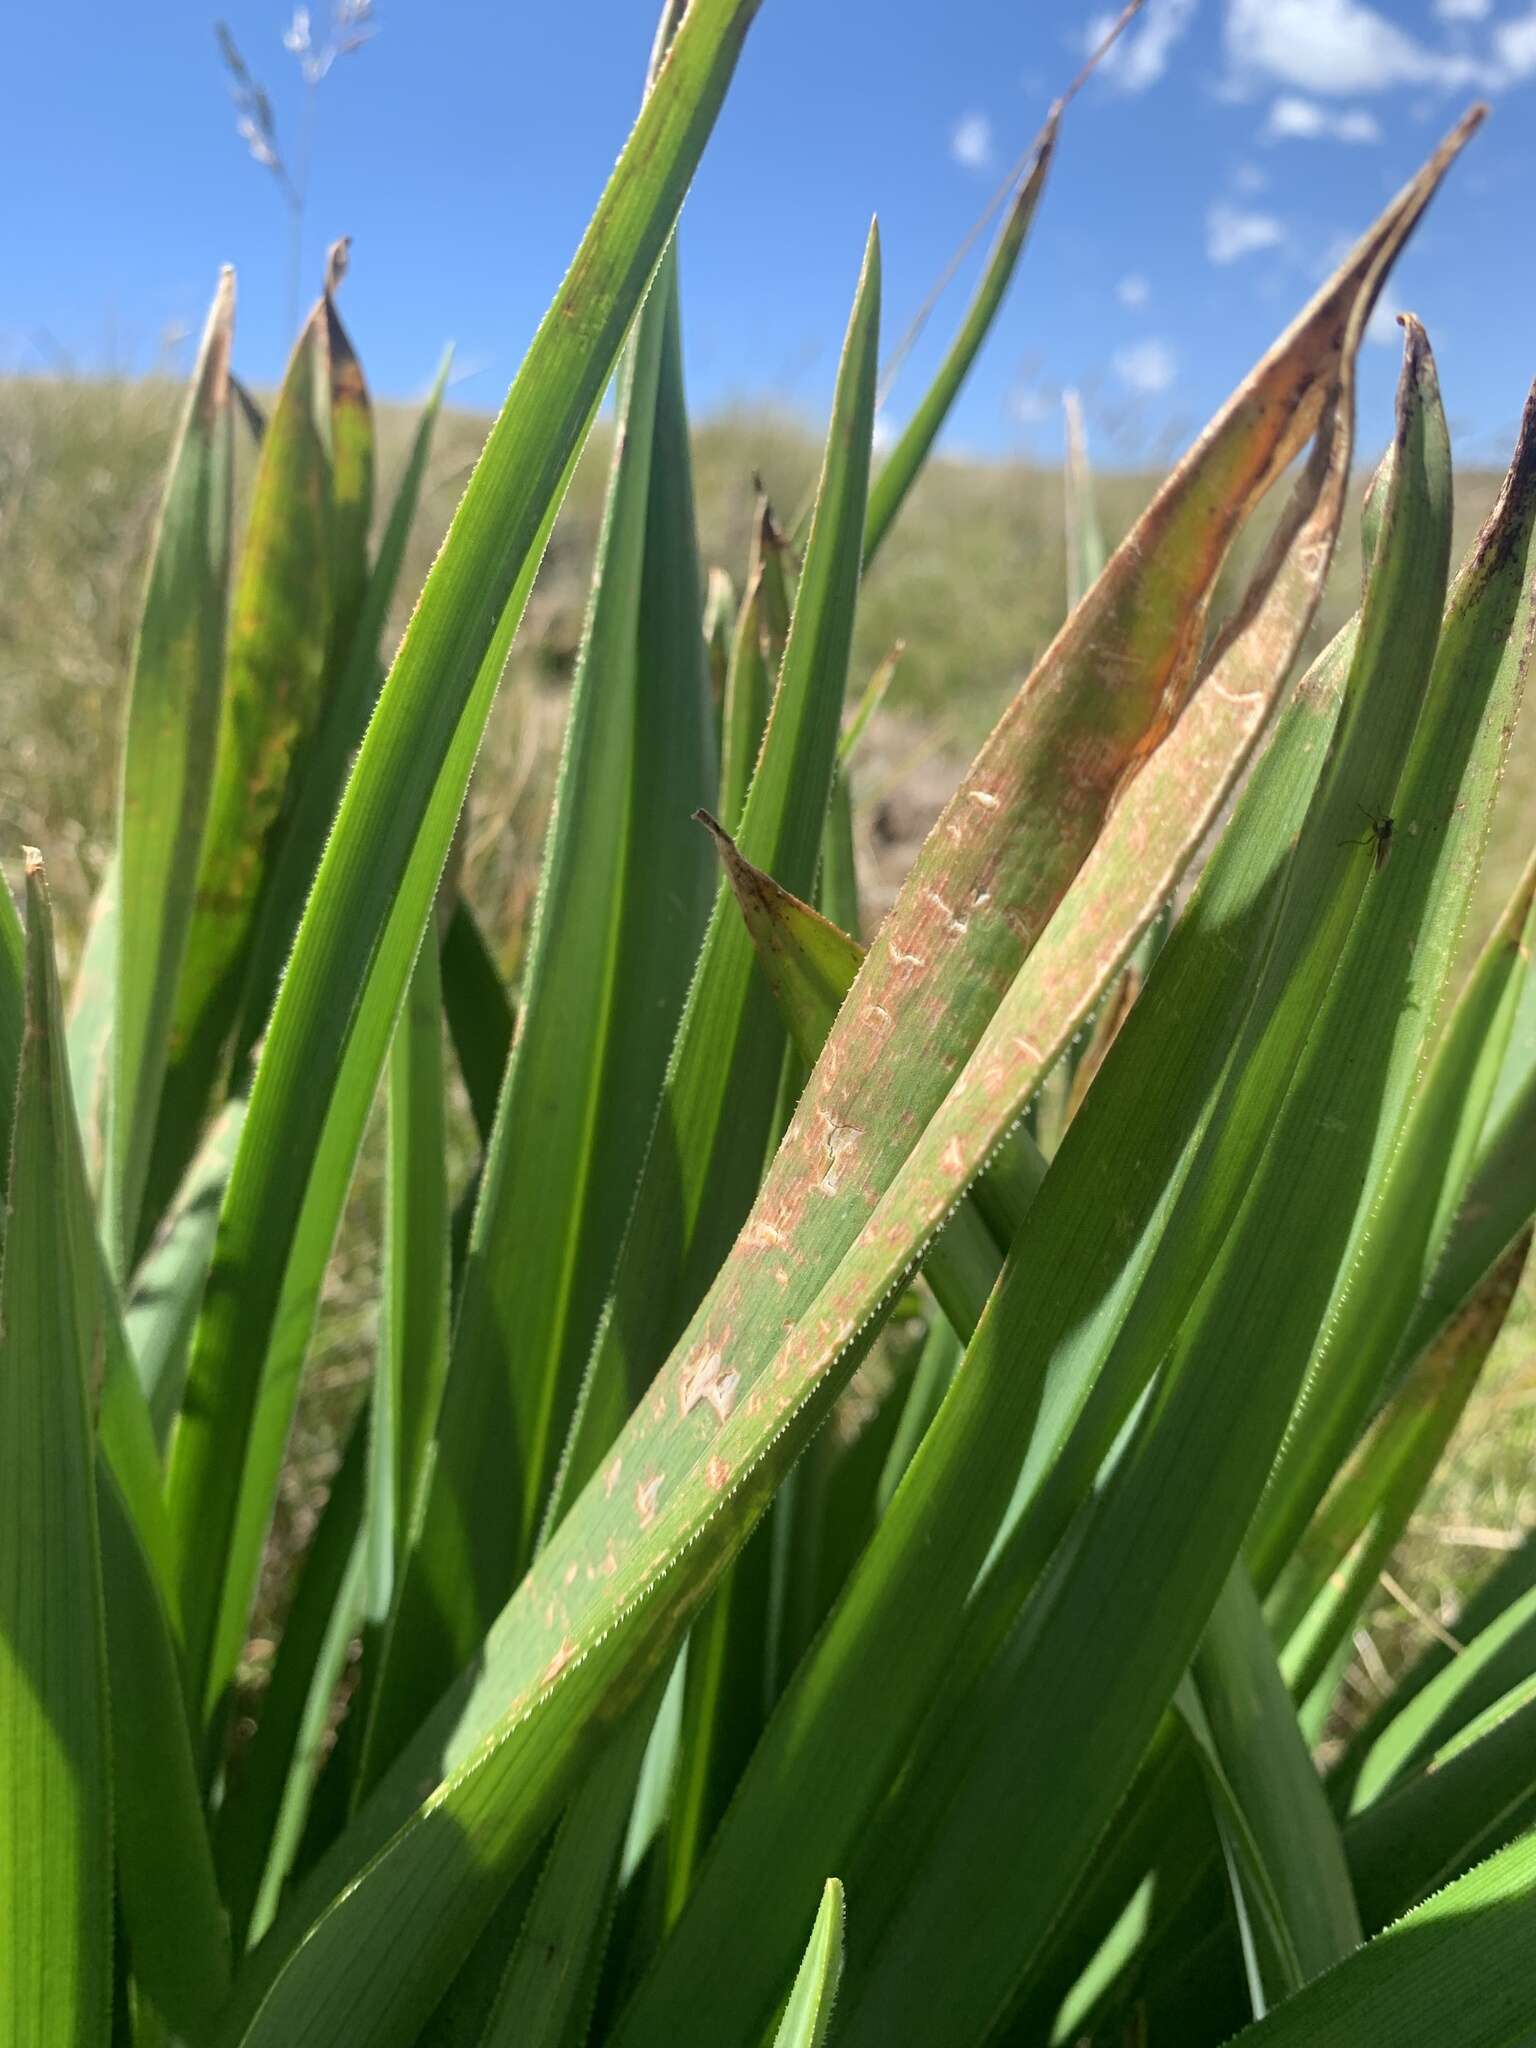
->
773, 1882, 845, 2048
108, 268, 235, 1270
0, 856, 113, 2046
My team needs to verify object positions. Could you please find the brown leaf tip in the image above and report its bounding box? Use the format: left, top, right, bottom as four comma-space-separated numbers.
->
325, 235, 352, 296
693, 807, 735, 857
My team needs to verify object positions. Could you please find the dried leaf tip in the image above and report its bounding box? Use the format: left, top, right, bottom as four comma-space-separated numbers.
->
756, 491, 788, 556
694, 808, 773, 902
325, 235, 352, 296
692, 807, 737, 861
22, 845, 43, 878
1065, 0, 1144, 105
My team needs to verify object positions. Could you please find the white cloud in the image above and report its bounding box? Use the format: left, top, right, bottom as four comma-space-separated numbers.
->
1009, 386, 1052, 426
1206, 201, 1287, 263
1266, 93, 1382, 139
1117, 272, 1151, 307
1085, 0, 1198, 91
1232, 160, 1269, 192
1436, 0, 1490, 18
1224, 0, 1489, 95
950, 112, 993, 171
1114, 338, 1178, 394
1495, 9, 1536, 78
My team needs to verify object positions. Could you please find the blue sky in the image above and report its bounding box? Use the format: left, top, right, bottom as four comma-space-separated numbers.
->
6, 0, 1536, 466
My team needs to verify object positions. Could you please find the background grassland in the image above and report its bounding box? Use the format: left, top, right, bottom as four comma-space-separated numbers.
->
2, 365, 1531, 1716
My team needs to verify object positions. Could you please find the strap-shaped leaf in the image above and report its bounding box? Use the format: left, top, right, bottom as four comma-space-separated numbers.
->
1246, 379, 1536, 1591
1228, 1831, 1536, 2047
1350, 1570, 1536, 1814
215, 1416, 367, 1952
373, 933, 451, 1618
254, 124, 1471, 2048
1189, 1565, 1361, 1997
233, 346, 453, 1081
830, 317, 1457, 2046
319, 254, 374, 680
542, 221, 882, 1542
439, 896, 514, 1147
11, 875, 230, 2036
0, 870, 22, 1225
719, 492, 792, 828
617, 143, 1426, 2048
1063, 387, 1106, 608
1, 855, 112, 2046
164, 0, 766, 1736
861, 110, 1056, 570
125, 1094, 247, 1447
377, 243, 717, 1761
108, 269, 235, 1270
1275, 1231, 1532, 1709
476, 1685, 664, 2048
146, 299, 334, 1234
696, 809, 1040, 1321
772, 1882, 845, 2048
1347, 1675, 1536, 1934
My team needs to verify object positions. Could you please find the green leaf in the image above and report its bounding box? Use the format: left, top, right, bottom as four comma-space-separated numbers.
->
215, 1415, 367, 1953
1229, 1831, 1536, 2047
862, 110, 1057, 569
719, 491, 792, 829
1189, 1565, 1361, 1996
836, 640, 900, 768
0, 854, 112, 2047
372, 931, 451, 1617
829, 315, 1458, 2046
773, 1882, 845, 2048
124, 1094, 247, 1447
536, 221, 882, 1542
164, 0, 765, 1740
98, 1463, 233, 2034
477, 1687, 663, 2048
1247, 377, 1536, 1593
107, 267, 235, 1271
319, 258, 374, 679
1348, 1567, 1536, 1814
1371, 834, 1536, 1419
876, 1312, 963, 1513
703, 564, 735, 715
661, 1514, 776, 1924
238, 124, 1469, 2048
1274, 1231, 1532, 1711
0, 870, 23, 1221
1346, 1677, 1536, 1937
1172, 1673, 1304, 2015
232, 347, 453, 1082
18, 878, 230, 2036
146, 298, 334, 1234
439, 897, 513, 1149
64, 863, 117, 1202
360, 241, 718, 1794
1062, 388, 1106, 608
696, 811, 864, 1069
617, 152, 1393, 2048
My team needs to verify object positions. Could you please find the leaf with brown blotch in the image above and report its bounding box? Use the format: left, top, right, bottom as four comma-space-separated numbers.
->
238, 118, 1484, 2047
